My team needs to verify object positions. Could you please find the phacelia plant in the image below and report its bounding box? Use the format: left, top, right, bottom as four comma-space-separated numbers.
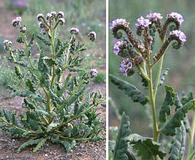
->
0, 11, 104, 152
109, 12, 195, 160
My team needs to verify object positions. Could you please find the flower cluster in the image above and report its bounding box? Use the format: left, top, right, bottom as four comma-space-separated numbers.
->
135, 16, 151, 29
70, 27, 79, 35
90, 69, 98, 78
3, 40, 12, 50
169, 30, 186, 43
167, 12, 184, 25
119, 58, 134, 76
88, 31, 96, 41
37, 11, 65, 34
110, 18, 129, 30
12, 16, 26, 33
111, 12, 187, 77
146, 12, 163, 22
113, 40, 125, 55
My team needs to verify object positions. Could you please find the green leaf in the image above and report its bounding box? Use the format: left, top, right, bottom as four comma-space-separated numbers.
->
17, 138, 42, 152
159, 85, 176, 123
168, 122, 186, 160
161, 99, 195, 136
33, 138, 47, 152
26, 79, 36, 93
113, 113, 136, 160
109, 74, 148, 105
129, 134, 166, 160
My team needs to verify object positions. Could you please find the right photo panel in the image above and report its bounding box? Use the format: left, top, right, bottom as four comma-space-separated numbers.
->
109, 0, 195, 160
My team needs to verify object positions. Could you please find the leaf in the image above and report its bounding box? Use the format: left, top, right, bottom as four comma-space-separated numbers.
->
160, 99, 195, 136
168, 122, 186, 160
109, 74, 148, 105
159, 85, 176, 123
33, 138, 47, 152
17, 138, 42, 152
26, 79, 36, 93
129, 134, 166, 160
113, 113, 136, 160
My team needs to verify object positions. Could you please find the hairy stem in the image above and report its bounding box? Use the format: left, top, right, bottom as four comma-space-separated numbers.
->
148, 64, 159, 142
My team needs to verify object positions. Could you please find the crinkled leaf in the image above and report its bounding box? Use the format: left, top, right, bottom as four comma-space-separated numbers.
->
159, 85, 176, 123
110, 74, 148, 105
33, 138, 47, 152
129, 134, 166, 160
168, 122, 186, 160
17, 138, 42, 152
161, 99, 195, 136
113, 113, 136, 160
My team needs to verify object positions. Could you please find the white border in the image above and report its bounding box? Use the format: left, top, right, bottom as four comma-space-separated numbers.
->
106, 0, 109, 159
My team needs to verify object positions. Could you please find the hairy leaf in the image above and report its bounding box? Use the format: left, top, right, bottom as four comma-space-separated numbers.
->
168, 122, 186, 160
33, 138, 47, 152
110, 74, 148, 105
17, 138, 43, 152
129, 134, 166, 160
161, 99, 195, 136
113, 113, 136, 160
159, 85, 176, 123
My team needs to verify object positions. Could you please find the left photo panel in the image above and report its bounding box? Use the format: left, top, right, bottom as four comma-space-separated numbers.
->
0, 0, 106, 159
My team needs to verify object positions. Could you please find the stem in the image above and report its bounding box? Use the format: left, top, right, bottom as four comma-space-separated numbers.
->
147, 63, 159, 142
187, 111, 195, 159
50, 30, 56, 87
154, 54, 165, 97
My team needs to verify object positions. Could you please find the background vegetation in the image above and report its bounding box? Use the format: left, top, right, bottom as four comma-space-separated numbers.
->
109, 0, 195, 136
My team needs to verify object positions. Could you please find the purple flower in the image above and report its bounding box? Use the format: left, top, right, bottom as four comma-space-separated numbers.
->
110, 19, 129, 29
167, 12, 184, 25
146, 12, 163, 22
113, 40, 123, 55
170, 30, 186, 42
135, 16, 151, 29
119, 58, 133, 76
90, 69, 98, 78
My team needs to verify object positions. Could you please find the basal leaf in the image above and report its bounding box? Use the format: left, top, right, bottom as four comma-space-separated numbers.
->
33, 138, 47, 152
160, 99, 195, 136
113, 113, 136, 160
17, 138, 42, 152
129, 134, 166, 160
159, 85, 176, 123
109, 74, 148, 105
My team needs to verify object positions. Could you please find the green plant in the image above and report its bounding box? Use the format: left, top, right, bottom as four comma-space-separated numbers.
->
109, 12, 195, 160
0, 11, 104, 152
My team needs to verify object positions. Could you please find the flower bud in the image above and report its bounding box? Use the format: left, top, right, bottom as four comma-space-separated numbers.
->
88, 31, 96, 41
50, 11, 57, 18
20, 26, 26, 33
